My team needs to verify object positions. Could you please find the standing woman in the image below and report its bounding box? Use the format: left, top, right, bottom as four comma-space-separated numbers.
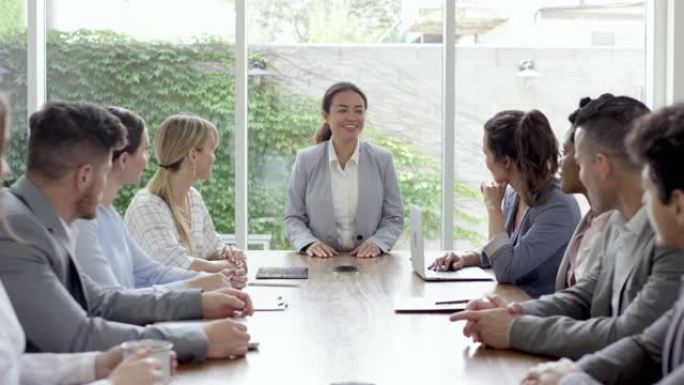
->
285, 82, 404, 258
431, 109, 581, 297
75, 107, 245, 291
124, 115, 247, 274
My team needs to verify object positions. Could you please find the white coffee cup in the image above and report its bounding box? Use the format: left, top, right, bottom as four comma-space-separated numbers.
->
121, 339, 173, 384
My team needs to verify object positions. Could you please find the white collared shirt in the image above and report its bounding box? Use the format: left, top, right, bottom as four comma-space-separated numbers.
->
610, 207, 650, 314
328, 140, 360, 250
0, 279, 99, 385
58, 217, 78, 255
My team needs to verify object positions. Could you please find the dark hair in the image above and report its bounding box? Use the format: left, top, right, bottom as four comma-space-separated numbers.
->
566, 97, 593, 143
106, 106, 146, 161
573, 93, 650, 169
628, 103, 684, 203
313, 82, 368, 144
484, 109, 559, 205
27, 101, 126, 181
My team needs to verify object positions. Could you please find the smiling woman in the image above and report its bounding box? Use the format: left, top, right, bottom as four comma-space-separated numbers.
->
284, 82, 404, 259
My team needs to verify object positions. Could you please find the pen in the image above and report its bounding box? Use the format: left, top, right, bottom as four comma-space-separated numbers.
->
434, 299, 469, 305
248, 282, 300, 288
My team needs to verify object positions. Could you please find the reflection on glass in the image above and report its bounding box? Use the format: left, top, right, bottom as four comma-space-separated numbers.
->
452, 0, 645, 249
45, 0, 236, 234
247, 0, 444, 250
0, 0, 28, 184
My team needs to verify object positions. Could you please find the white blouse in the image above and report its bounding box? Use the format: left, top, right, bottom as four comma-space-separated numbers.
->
124, 187, 225, 269
328, 140, 360, 250
0, 279, 103, 385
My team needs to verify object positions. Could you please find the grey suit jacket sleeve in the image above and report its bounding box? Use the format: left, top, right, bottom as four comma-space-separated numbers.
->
81, 273, 202, 325
572, 309, 669, 385
518, 257, 602, 319
509, 247, 684, 359
658, 366, 684, 385
284, 150, 321, 251
559, 372, 602, 385
366, 152, 403, 252
0, 218, 208, 362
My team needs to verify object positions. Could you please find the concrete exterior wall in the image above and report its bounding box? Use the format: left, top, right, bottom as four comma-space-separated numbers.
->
253, 44, 644, 185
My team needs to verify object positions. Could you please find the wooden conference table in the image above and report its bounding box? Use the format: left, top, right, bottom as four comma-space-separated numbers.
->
174, 251, 546, 384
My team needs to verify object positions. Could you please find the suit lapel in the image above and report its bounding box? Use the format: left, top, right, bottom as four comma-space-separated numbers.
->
596, 238, 619, 315
11, 177, 89, 308
665, 299, 684, 374
318, 143, 340, 249
616, 222, 653, 312
354, 142, 372, 244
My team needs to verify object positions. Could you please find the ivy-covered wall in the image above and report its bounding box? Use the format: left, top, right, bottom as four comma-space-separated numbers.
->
0, 30, 482, 248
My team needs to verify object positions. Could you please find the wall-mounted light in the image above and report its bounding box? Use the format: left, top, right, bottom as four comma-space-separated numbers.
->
516, 60, 540, 78
248, 58, 272, 87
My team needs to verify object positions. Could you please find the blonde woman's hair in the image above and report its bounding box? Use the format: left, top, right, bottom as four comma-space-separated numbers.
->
147, 114, 219, 248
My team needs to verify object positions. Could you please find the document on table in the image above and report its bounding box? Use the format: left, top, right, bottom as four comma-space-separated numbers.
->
393, 296, 472, 313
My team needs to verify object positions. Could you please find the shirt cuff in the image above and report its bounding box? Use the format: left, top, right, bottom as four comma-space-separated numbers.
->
367, 236, 389, 253
481, 232, 510, 262
161, 280, 190, 292
72, 351, 100, 384
559, 371, 600, 385
295, 237, 320, 253
88, 380, 112, 385
176, 256, 195, 270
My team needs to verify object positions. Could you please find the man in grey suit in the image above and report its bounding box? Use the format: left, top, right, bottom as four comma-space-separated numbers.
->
0, 102, 252, 362
450, 94, 684, 359
520, 103, 684, 385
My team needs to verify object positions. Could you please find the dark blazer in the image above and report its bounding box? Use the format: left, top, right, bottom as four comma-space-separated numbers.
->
0, 177, 208, 361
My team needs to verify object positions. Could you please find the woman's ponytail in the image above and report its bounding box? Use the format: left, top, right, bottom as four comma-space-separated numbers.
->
514, 109, 559, 204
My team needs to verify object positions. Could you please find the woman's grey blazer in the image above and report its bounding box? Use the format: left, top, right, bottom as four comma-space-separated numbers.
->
285, 140, 404, 252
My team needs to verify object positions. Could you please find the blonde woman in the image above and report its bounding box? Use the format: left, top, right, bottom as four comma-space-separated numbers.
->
124, 115, 247, 275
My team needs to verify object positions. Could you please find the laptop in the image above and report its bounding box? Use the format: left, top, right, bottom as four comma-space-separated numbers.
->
410, 205, 493, 282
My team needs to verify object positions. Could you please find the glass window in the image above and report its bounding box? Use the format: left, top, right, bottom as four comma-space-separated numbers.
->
247, 0, 443, 250
45, 0, 236, 234
451, 0, 645, 249
0, 0, 28, 185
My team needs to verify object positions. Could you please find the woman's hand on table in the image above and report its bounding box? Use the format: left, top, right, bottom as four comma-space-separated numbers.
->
304, 241, 339, 258
428, 251, 480, 271
350, 241, 382, 258
210, 245, 248, 272
520, 358, 581, 385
